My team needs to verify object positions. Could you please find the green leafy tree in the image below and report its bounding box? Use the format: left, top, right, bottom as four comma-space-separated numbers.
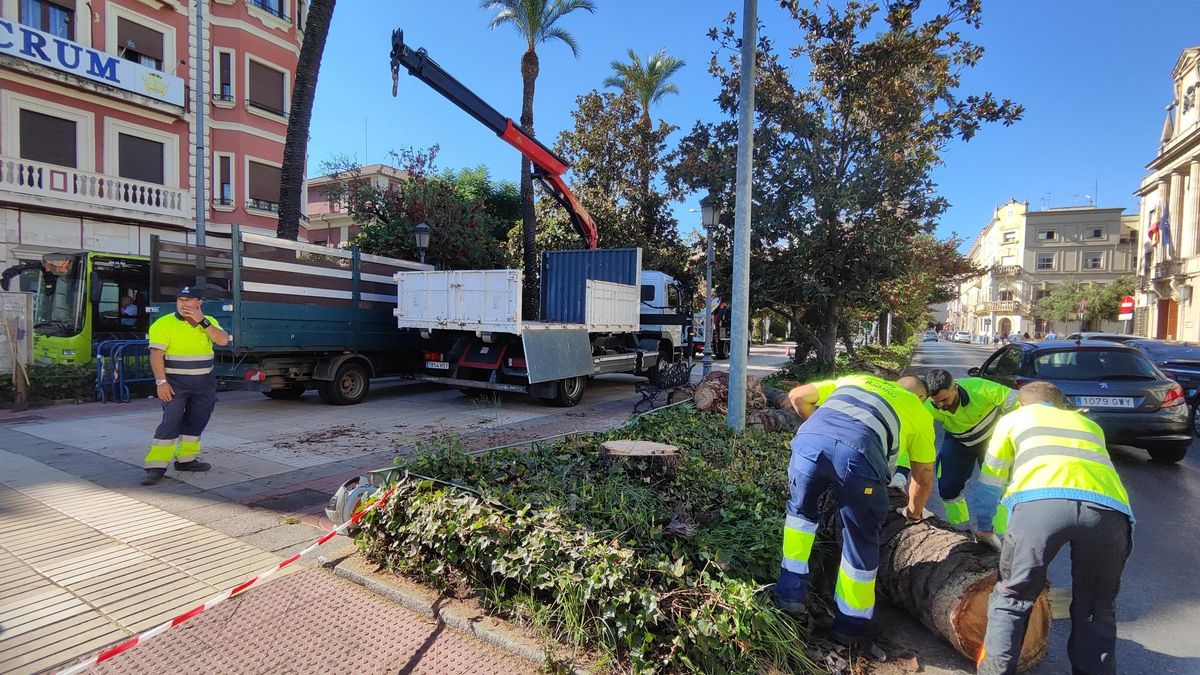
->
1035, 276, 1136, 326
603, 49, 685, 240
319, 148, 508, 269
667, 3, 1022, 370
524, 90, 690, 281
278, 0, 336, 240
481, 0, 597, 317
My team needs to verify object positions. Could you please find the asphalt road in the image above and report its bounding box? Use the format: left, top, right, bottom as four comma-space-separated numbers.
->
908, 339, 1200, 673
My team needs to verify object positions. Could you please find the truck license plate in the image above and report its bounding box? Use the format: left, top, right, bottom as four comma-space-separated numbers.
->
425, 361, 450, 370
1074, 396, 1134, 408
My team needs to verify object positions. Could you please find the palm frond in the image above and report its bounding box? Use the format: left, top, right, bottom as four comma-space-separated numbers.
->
543, 25, 580, 58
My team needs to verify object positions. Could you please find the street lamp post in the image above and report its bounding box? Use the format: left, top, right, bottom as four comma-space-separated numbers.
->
700, 192, 720, 379
414, 221, 432, 264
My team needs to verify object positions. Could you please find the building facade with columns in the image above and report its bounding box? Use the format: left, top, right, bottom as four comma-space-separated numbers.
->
0, 0, 307, 270
955, 199, 1138, 340
1137, 46, 1200, 341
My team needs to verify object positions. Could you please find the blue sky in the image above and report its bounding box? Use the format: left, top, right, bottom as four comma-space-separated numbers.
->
307, 1, 1200, 248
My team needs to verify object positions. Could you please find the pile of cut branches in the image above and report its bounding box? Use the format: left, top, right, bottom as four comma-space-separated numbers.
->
358, 407, 821, 673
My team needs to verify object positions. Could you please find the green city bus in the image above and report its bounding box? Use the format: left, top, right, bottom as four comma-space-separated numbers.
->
1, 252, 151, 365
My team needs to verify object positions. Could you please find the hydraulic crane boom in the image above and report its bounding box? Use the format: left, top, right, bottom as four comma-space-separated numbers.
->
389, 29, 599, 250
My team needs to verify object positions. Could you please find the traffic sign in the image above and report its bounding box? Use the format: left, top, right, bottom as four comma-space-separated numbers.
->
1119, 295, 1134, 321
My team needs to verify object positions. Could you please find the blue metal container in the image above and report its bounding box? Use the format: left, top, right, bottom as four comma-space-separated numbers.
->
539, 248, 642, 324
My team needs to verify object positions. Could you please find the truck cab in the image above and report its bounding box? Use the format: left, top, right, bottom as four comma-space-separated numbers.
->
638, 270, 689, 363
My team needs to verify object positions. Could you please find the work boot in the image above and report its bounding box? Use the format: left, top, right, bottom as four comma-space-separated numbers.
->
831, 629, 873, 650
174, 460, 211, 472
140, 468, 166, 485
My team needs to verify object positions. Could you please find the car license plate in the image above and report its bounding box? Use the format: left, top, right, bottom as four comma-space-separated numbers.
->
1074, 396, 1134, 408
425, 361, 450, 370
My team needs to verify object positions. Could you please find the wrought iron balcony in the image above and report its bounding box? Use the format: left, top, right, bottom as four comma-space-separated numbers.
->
0, 155, 188, 223
977, 300, 1022, 314
991, 264, 1023, 277
1153, 260, 1183, 280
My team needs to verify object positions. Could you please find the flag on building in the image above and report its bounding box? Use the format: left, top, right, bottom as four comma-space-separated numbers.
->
1160, 204, 1173, 255
1148, 209, 1161, 243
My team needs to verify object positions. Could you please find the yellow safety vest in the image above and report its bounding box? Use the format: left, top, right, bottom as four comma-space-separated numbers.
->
148, 312, 221, 376
980, 404, 1132, 519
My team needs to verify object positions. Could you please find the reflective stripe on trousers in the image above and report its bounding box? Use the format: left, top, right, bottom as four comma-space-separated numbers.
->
144, 374, 216, 469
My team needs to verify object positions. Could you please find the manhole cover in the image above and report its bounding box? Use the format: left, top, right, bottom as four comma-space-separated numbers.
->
248, 488, 329, 514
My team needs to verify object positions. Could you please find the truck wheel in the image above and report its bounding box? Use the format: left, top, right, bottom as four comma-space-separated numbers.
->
263, 384, 305, 400
1147, 442, 1188, 464
318, 362, 370, 405
553, 376, 587, 407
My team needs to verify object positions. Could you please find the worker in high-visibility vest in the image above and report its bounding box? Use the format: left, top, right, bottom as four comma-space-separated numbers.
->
141, 286, 230, 485
924, 369, 1019, 540
974, 381, 1132, 675
775, 374, 936, 645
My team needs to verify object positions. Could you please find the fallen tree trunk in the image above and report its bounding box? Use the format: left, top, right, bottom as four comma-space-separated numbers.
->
693, 372, 767, 414
760, 384, 792, 411
813, 488, 1050, 671
746, 408, 803, 433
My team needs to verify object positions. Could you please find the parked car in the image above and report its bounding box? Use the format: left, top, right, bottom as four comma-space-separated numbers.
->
923, 331, 939, 342
970, 340, 1190, 463
953, 331, 972, 344
1125, 339, 1200, 436
1063, 332, 1141, 343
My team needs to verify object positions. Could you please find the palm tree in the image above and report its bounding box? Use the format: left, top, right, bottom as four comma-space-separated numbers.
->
603, 48, 684, 239
278, 0, 337, 241
603, 48, 685, 127
481, 0, 596, 318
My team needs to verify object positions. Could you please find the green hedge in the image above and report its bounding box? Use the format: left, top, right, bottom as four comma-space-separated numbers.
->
360, 407, 820, 674
0, 363, 96, 405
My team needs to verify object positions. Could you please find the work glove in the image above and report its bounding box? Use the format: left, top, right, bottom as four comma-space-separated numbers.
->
974, 529, 1002, 552
888, 472, 908, 490
895, 507, 934, 522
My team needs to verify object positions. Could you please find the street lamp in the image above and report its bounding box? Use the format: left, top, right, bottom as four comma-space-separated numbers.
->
700, 191, 720, 378
414, 221, 432, 264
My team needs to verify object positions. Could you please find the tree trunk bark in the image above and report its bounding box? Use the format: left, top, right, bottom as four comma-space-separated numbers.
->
520, 49, 540, 320
277, 0, 336, 241
816, 295, 839, 371
812, 488, 1051, 671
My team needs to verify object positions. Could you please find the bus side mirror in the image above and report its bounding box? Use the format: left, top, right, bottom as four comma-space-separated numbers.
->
89, 272, 103, 304
967, 367, 981, 376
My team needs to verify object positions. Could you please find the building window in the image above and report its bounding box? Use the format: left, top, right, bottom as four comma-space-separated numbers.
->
1085, 227, 1104, 240
1083, 252, 1104, 270
117, 133, 165, 185
1037, 229, 1057, 242
249, 0, 289, 21
117, 17, 165, 71
1034, 289, 1051, 301
247, 60, 287, 117
215, 50, 234, 101
19, 0, 73, 40
999, 290, 1015, 301
215, 153, 234, 205
248, 160, 281, 212
19, 110, 76, 168
1036, 253, 1055, 270
1002, 230, 1017, 244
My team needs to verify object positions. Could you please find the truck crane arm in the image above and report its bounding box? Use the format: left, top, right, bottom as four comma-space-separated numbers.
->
389, 29, 599, 250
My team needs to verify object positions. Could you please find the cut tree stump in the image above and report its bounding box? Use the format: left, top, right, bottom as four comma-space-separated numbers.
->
812, 488, 1051, 671
599, 440, 679, 457
693, 372, 767, 414
746, 408, 803, 433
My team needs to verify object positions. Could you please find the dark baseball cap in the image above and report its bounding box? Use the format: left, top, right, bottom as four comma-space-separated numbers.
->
178, 286, 201, 298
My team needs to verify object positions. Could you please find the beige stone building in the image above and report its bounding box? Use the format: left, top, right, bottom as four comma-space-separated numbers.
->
1136, 46, 1200, 340
952, 199, 1138, 340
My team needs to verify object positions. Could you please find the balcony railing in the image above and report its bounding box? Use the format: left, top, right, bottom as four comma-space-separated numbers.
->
247, 198, 280, 213
248, 0, 289, 20
977, 300, 1022, 314
0, 155, 188, 220
1154, 260, 1183, 280
991, 264, 1022, 277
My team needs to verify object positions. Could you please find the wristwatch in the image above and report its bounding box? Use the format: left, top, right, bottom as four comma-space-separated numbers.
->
155, 379, 168, 386
199, 318, 212, 329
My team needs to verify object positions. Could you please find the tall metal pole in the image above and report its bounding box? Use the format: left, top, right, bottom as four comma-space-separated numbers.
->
726, 0, 757, 431
193, 0, 207, 287
703, 224, 714, 379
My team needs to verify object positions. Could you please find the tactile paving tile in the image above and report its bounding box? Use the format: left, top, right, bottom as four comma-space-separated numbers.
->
83, 569, 536, 675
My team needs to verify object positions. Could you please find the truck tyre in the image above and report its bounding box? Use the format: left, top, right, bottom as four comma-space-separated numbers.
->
264, 384, 306, 400
318, 362, 370, 405
1147, 442, 1188, 464
553, 376, 587, 407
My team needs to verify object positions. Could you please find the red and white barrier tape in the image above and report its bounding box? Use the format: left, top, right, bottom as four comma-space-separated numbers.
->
56, 481, 400, 675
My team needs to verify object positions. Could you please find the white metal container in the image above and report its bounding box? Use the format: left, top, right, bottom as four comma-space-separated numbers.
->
394, 270, 523, 333
584, 280, 640, 333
